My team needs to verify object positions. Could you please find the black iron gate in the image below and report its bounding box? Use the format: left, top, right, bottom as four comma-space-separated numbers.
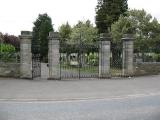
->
31, 44, 41, 79
60, 42, 99, 79
110, 43, 123, 77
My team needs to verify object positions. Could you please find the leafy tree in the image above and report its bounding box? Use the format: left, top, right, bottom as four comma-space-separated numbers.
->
111, 9, 160, 52
70, 20, 98, 43
59, 21, 98, 66
147, 18, 160, 50
32, 13, 53, 61
59, 22, 72, 43
0, 33, 20, 51
0, 44, 15, 52
3, 34, 20, 51
0, 32, 3, 42
0, 43, 18, 62
95, 0, 128, 33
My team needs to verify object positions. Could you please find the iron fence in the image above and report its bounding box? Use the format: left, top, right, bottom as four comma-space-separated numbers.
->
60, 41, 99, 79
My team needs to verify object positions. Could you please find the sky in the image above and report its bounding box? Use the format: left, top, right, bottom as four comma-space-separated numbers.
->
0, 0, 160, 36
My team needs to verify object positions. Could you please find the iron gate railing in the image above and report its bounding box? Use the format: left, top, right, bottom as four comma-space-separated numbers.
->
32, 53, 41, 78
110, 44, 123, 77
60, 42, 99, 79
31, 44, 41, 79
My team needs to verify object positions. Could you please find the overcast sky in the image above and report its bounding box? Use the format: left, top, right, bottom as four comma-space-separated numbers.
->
0, 0, 159, 35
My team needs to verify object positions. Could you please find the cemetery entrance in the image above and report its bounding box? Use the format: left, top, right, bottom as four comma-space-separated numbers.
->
60, 42, 99, 79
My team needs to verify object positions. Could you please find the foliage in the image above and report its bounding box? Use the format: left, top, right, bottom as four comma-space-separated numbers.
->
0, 32, 3, 42
87, 53, 99, 66
59, 22, 72, 43
95, 0, 128, 33
111, 9, 160, 52
60, 43, 99, 54
0, 43, 19, 62
32, 13, 53, 61
70, 20, 98, 43
0, 33, 20, 51
0, 43, 15, 52
59, 20, 99, 64
3, 34, 20, 51
111, 14, 136, 44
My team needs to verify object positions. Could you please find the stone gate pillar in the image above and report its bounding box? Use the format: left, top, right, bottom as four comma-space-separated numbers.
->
122, 34, 134, 76
99, 33, 111, 78
48, 32, 60, 80
19, 31, 32, 79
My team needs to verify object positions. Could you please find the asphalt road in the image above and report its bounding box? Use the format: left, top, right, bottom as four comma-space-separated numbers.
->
0, 94, 160, 120
1, 75, 160, 101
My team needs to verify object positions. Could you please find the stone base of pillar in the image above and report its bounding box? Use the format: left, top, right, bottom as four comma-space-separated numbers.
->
48, 77, 60, 80
20, 76, 32, 79
122, 70, 134, 77
99, 73, 111, 79
20, 72, 32, 79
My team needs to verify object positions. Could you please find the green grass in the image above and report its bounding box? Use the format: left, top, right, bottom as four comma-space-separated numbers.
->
60, 64, 123, 75
60, 64, 98, 73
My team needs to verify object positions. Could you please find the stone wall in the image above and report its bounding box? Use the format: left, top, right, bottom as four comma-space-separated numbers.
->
0, 62, 20, 77
134, 62, 160, 76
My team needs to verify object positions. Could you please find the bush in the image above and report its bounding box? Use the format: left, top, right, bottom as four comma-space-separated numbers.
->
0, 44, 19, 62
0, 44, 15, 52
88, 53, 98, 66
3, 34, 20, 51
152, 54, 160, 62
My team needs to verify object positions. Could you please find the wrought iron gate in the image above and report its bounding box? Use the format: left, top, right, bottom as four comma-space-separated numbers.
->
110, 43, 123, 77
32, 44, 41, 79
60, 42, 99, 79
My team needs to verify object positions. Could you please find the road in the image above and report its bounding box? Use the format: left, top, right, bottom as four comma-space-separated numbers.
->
1, 75, 160, 101
0, 94, 160, 120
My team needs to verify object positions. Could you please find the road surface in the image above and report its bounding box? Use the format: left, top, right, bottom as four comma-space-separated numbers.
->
0, 94, 160, 120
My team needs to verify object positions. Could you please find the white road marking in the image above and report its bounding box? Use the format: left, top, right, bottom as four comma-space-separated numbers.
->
0, 92, 160, 103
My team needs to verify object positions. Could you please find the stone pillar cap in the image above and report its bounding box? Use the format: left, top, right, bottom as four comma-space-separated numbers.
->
122, 34, 134, 41
21, 31, 32, 36
49, 32, 59, 39
19, 31, 32, 39
100, 33, 112, 41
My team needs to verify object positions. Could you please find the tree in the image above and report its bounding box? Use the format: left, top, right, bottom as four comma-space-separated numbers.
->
111, 9, 160, 51
32, 13, 53, 61
95, 0, 128, 33
59, 20, 98, 66
0, 32, 3, 42
0, 33, 20, 51
70, 20, 98, 43
59, 22, 72, 43
3, 34, 20, 51
0, 43, 18, 62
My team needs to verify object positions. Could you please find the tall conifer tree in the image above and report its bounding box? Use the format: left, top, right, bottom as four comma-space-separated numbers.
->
95, 0, 128, 33
32, 13, 53, 61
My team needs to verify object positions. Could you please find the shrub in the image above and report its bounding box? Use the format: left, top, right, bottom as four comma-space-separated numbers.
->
88, 53, 98, 66
0, 44, 19, 62
0, 44, 16, 52
3, 34, 20, 51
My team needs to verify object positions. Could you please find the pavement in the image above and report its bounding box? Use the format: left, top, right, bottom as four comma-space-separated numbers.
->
0, 75, 160, 101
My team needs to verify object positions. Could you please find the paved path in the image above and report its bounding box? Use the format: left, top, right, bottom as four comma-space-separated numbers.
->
0, 94, 160, 120
0, 75, 160, 101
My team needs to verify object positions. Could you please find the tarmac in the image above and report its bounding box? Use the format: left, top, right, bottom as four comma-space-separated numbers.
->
0, 75, 160, 101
